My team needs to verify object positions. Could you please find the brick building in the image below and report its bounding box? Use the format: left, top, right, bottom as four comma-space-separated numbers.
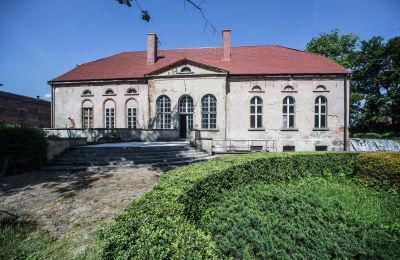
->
0, 91, 51, 128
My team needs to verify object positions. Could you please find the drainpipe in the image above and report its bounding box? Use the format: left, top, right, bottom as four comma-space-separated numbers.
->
344, 76, 349, 151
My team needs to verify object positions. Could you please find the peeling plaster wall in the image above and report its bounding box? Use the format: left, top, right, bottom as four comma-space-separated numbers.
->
52, 74, 347, 151
53, 82, 148, 128
148, 76, 226, 140
226, 76, 346, 151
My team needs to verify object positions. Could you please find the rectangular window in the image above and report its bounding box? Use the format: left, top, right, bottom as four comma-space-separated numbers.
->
283, 146, 295, 152
82, 108, 93, 128
127, 107, 137, 129
105, 108, 115, 128
315, 146, 328, 151
18, 109, 27, 123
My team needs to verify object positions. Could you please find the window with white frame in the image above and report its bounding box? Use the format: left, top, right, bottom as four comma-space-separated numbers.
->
126, 99, 137, 129
104, 100, 115, 128
82, 100, 93, 128
250, 96, 263, 128
179, 95, 194, 130
201, 94, 217, 129
282, 96, 295, 128
156, 95, 171, 129
314, 96, 327, 128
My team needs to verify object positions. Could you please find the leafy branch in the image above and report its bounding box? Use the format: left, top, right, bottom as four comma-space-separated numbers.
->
116, 0, 215, 32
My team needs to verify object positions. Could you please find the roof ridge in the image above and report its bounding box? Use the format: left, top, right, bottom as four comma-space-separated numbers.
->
273, 45, 325, 57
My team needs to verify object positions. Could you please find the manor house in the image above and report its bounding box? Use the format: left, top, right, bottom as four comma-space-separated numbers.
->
49, 30, 350, 152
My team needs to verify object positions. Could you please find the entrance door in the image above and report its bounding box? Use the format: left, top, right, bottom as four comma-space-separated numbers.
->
179, 114, 187, 138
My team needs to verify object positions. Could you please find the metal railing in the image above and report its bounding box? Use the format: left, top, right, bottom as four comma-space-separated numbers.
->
212, 139, 277, 153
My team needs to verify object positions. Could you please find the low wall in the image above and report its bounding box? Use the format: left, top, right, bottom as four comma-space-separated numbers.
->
43, 128, 179, 142
47, 138, 87, 161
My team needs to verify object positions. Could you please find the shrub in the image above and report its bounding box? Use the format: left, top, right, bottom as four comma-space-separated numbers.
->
98, 152, 358, 259
199, 176, 400, 259
355, 152, 400, 189
0, 125, 48, 173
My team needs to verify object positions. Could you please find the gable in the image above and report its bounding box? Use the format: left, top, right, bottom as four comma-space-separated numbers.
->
146, 59, 227, 77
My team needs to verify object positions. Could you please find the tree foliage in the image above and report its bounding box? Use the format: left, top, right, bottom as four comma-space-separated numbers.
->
306, 30, 400, 131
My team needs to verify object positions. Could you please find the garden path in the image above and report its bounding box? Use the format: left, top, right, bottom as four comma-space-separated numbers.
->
0, 165, 163, 254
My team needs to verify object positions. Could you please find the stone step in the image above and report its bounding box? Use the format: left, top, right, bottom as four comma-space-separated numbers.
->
58, 150, 205, 160
52, 154, 210, 167
64, 148, 200, 157
43, 156, 213, 172
73, 145, 191, 152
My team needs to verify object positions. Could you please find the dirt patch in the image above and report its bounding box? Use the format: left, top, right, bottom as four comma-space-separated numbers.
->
0, 166, 163, 255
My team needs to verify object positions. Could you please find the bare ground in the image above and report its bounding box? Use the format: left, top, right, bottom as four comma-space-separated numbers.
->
0, 165, 164, 255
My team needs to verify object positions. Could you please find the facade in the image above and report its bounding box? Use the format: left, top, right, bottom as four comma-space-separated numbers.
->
49, 30, 350, 152
0, 91, 51, 128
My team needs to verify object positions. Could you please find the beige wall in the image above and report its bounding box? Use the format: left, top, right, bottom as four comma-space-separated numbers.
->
54, 82, 148, 128
52, 66, 347, 151
227, 76, 346, 151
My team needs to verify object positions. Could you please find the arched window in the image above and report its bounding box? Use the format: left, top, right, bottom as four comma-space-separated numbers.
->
126, 99, 137, 129
156, 95, 171, 129
316, 85, 327, 91
250, 96, 263, 128
179, 95, 194, 130
201, 94, 217, 129
104, 99, 115, 128
283, 96, 295, 128
82, 89, 92, 96
105, 89, 115, 95
126, 88, 137, 94
82, 100, 93, 128
252, 86, 262, 92
315, 96, 327, 128
180, 66, 192, 73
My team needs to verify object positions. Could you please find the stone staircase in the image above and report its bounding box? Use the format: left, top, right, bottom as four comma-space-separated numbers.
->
45, 141, 212, 171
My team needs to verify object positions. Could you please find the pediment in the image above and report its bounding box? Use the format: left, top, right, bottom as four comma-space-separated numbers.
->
146, 59, 227, 77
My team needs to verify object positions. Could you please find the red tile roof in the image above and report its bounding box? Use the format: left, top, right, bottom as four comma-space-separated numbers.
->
51, 45, 349, 82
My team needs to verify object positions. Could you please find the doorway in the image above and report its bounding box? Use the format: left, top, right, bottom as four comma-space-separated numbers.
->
179, 114, 187, 138
178, 95, 194, 139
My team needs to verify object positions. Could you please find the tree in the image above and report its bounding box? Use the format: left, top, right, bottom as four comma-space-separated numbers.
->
306, 30, 400, 131
306, 29, 358, 68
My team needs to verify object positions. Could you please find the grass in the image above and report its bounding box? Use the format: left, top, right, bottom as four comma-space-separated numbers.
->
0, 217, 71, 259
199, 174, 400, 259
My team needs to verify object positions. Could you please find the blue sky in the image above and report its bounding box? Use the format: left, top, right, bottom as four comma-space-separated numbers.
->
0, 0, 399, 99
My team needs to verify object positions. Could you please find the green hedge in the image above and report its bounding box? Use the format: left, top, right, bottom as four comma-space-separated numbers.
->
98, 152, 358, 259
355, 152, 400, 189
0, 125, 48, 173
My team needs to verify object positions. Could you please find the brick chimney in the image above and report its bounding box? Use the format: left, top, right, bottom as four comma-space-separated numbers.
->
147, 33, 157, 64
222, 29, 231, 61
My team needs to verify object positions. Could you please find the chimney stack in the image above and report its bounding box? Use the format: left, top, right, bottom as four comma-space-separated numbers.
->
147, 33, 157, 64
222, 29, 231, 61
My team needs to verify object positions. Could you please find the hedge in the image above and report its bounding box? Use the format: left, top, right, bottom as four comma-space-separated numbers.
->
355, 152, 400, 189
98, 152, 358, 259
0, 125, 48, 174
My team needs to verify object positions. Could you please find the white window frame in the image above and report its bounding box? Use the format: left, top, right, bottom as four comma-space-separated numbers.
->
127, 107, 137, 129
315, 96, 328, 129
283, 96, 295, 128
201, 94, 217, 129
156, 95, 171, 129
250, 96, 263, 128
179, 95, 194, 130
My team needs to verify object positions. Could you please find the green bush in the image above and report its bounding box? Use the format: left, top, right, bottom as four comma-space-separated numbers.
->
98, 152, 358, 259
0, 125, 48, 173
355, 152, 400, 189
199, 176, 400, 259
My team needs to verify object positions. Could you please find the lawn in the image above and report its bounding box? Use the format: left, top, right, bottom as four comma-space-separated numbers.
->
199, 175, 400, 259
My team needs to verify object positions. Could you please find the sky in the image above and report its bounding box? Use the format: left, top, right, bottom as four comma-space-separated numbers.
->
0, 0, 399, 99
